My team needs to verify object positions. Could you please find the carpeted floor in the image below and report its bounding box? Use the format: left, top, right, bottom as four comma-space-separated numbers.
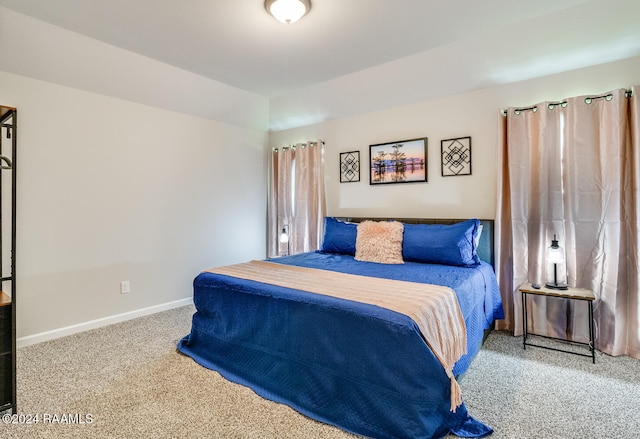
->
451, 330, 640, 438
4, 305, 640, 438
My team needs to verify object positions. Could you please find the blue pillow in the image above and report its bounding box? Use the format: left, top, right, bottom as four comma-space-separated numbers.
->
402, 219, 481, 266
320, 217, 357, 255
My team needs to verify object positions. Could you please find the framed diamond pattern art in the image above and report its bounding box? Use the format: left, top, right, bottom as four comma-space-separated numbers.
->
441, 136, 471, 177
340, 151, 360, 183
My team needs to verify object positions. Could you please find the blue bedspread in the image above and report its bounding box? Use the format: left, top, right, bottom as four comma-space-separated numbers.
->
178, 251, 503, 439
273, 252, 503, 376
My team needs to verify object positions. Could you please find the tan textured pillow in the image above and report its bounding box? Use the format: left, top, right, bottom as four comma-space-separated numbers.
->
354, 220, 404, 264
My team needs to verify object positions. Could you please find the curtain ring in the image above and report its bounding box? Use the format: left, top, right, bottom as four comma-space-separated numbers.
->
514, 105, 537, 115
585, 94, 613, 104
548, 101, 567, 110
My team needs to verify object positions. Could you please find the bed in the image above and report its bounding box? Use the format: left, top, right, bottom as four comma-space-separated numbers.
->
178, 217, 503, 439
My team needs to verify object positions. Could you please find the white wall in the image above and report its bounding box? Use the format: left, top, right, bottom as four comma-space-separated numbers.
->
0, 71, 267, 341
0, 7, 270, 342
269, 56, 640, 221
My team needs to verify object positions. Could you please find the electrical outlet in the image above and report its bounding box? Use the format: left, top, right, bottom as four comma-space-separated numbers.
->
120, 281, 130, 294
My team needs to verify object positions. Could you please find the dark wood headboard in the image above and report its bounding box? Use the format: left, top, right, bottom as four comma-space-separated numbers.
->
336, 217, 495, 268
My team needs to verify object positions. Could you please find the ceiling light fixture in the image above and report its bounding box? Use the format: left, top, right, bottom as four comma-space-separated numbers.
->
265, 0, 311, 24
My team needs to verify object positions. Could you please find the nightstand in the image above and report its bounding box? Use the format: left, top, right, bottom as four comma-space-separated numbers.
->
519, 282, 596, 363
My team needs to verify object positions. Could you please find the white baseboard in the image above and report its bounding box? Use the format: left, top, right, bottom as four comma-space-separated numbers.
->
17, 297, 194, 348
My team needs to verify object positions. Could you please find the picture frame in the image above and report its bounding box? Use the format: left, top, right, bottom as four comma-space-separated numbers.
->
369, 137, 428, 185
441, 136, 472, 176
340, 151, 360, 183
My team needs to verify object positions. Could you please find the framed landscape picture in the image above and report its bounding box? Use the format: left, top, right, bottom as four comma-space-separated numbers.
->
369, 137, 428, 185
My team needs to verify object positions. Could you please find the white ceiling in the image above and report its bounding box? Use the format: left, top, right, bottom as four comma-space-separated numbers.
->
1, 0, 639, 102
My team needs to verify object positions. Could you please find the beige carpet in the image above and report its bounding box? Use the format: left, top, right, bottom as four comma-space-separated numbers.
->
5, 305, 355, 439
4, 305, 640, 438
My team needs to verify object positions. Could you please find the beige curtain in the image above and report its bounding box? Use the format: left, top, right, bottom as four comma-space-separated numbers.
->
267, 141, 326, 257
496, 87, 640, 359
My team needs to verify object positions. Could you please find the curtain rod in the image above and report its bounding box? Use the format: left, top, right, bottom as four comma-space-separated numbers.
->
502, 88, 634, 116
273, 140, 324, 152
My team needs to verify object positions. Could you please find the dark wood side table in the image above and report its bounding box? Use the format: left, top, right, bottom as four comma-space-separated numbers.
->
519, 282, 596, 363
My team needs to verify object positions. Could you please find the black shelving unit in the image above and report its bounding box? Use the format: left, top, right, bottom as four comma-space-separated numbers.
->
0, 106, 16, 414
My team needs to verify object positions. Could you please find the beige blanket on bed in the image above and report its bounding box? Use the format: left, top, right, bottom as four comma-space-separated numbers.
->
206, 260, 467, 411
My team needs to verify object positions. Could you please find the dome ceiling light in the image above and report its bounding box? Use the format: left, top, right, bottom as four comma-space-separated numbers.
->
265, 0, 311, 24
